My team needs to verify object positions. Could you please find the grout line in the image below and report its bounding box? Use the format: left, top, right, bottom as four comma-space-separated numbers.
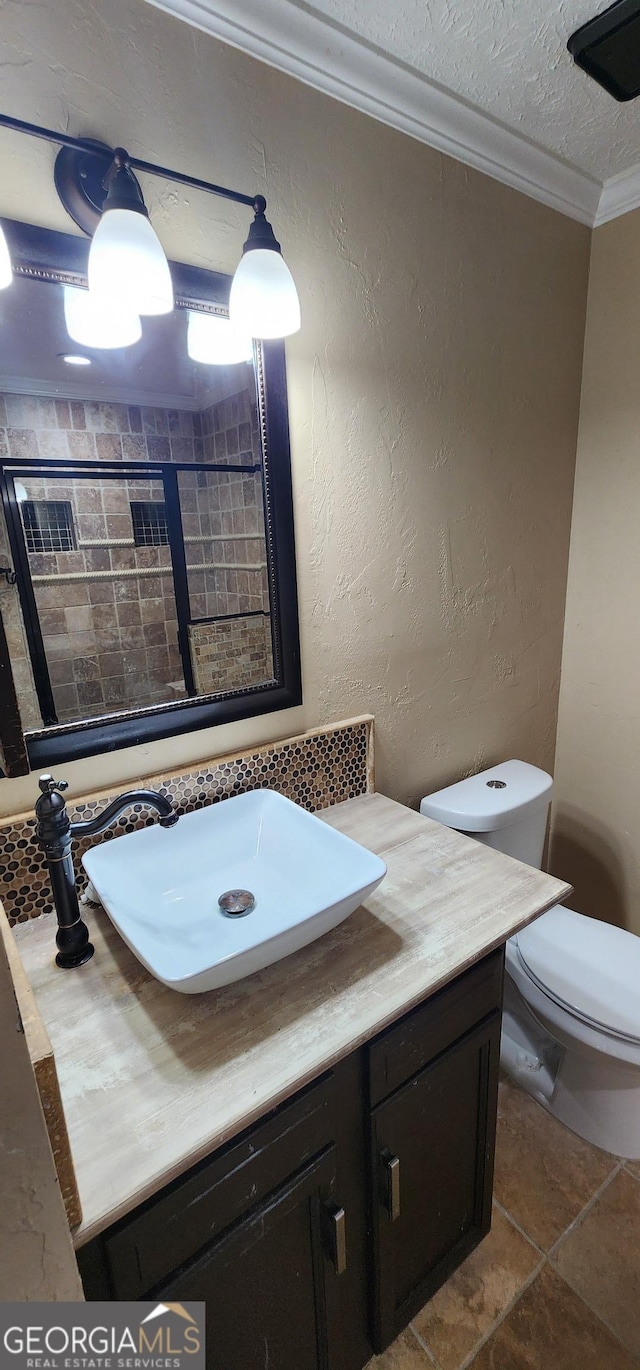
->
404, 1106, 631, 1370
545, 1159, 639, 1355
407, 1324, 441, 1368
547, 1161, 623, 1261
454, 1256, 548, 1370
410, 1154, 629, 1370
549, 1264, 638, 1359
492, 1198, 547, 1258
387, 1159, 634, 1370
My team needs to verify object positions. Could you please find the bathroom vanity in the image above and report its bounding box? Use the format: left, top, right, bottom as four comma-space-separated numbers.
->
9, 792, 570, 1368
79, 949, 503, 1365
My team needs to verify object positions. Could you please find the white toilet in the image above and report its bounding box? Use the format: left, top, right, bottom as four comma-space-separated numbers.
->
420, 760, 640, 1159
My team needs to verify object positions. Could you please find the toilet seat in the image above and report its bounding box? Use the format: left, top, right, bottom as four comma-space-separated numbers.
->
512, 905, 640, 1046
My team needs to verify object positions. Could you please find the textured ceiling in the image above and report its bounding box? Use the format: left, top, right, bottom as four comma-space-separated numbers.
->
280, 0, 640, 182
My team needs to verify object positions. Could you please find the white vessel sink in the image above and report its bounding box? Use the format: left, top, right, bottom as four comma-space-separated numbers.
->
82, 789, 387, 993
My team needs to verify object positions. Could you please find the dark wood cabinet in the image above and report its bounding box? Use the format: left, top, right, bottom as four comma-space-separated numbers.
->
160, 1148, 343, 1370
370, 1016, 500, 1349
77, 949, 504, 1370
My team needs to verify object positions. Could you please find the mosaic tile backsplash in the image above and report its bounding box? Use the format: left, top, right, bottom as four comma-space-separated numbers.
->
0, 718, 373, 927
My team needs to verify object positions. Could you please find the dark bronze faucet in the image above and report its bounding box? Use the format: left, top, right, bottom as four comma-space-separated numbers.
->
35, 775, 179, 970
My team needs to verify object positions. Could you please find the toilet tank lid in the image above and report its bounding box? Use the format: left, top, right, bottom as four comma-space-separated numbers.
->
516, 906, 640, 1041
420, 760, 553, 832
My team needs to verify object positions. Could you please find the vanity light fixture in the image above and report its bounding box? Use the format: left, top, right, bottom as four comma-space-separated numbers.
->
0, 113, 301, 340
0, 221, 11, 289
229, 196, 301, 340
88, 149, 173, 317
64, 284, 142, 350
187, 310, 253, 365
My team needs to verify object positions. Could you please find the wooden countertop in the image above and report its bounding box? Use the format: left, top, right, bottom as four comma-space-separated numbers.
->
11, 794, 571, 1247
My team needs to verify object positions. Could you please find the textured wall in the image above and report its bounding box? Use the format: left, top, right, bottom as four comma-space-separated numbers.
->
0, 935, 82, 1299
551, 210, 640, 936
0, 0, 589, 817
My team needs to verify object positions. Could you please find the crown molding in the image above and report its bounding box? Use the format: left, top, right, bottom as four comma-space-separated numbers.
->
145, 0, 601, 226
595, 164, 640, 227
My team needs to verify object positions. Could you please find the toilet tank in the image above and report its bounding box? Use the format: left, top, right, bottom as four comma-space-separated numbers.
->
420, 760, 553, 870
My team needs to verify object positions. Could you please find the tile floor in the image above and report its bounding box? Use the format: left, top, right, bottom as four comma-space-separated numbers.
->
366, 1076, 640, 1369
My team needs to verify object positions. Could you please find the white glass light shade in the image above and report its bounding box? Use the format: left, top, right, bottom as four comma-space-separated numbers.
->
229, 250, 300, 339
88, 209, 173, 316
187, 311, 253, 365
0, 222, 12, 290
64, 286, 142, 350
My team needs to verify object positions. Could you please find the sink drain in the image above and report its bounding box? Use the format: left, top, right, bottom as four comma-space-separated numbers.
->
218, 889, 256, 917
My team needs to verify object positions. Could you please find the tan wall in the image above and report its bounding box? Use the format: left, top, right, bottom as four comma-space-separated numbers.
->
0, 0, 589, 818
551, 210, 640, 935
0, 934, 82, 1299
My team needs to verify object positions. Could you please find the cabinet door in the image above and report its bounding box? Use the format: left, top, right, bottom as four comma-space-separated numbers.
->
156, 1146, 346, 1370
370, 1013, 500, 1351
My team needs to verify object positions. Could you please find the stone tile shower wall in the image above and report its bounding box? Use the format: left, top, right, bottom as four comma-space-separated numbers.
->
0, 394, 193, 721
0, 495, 40, 729
29, 472, 184, 719
190, 616, 274, 693
0, 385, 272, 726
193, 389, 269, 615
186, 387, 271, 681
0, 717, 374, 926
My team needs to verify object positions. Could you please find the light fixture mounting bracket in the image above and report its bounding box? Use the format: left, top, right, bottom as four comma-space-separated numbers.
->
0, 111, 257, 213
54, 139, 144, 235
242, 195, 282, 255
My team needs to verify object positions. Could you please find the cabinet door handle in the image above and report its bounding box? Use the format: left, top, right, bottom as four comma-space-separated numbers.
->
383, 1152, 401, 1221
331, 1205, 347, 1275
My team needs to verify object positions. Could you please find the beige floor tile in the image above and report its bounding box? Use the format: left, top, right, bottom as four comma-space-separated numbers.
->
552, 1167, 640, 1356
467, 1266, 638, 1369
412, 1207, 541, 1370
624, 1159, 640, 1180
364, 1330, 433, 1370
493, 1077, 616, 1251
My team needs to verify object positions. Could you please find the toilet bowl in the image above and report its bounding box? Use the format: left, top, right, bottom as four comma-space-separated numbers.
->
420, 760, 640, 1158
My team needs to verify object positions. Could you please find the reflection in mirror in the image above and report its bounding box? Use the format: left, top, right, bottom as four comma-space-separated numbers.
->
0, 269, 275, 738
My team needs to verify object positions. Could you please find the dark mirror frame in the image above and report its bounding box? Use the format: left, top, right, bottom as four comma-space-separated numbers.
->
0, 218, 302, 772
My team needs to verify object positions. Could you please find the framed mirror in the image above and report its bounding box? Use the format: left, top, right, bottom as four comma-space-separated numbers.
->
0, 219, 301, 774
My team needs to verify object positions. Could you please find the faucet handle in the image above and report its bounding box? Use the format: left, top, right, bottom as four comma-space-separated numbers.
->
38, 775, 69, 795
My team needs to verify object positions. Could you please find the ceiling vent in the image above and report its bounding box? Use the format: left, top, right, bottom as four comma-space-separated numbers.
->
568, 0, 640, 100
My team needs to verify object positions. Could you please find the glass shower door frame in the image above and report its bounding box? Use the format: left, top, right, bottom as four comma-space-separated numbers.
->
0, 460, 197, 727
